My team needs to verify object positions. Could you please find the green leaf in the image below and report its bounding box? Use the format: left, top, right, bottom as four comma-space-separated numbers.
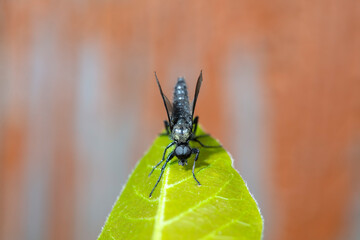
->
98, 127, 263, 240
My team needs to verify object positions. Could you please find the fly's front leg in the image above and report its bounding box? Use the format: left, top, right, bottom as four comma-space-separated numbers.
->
149, 151, 175, 197
191, 148, 201, 185
148, 142, 175, 177
159, 120, 171, 136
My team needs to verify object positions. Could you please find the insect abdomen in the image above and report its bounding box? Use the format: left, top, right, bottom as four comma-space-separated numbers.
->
172, 77, 192, 126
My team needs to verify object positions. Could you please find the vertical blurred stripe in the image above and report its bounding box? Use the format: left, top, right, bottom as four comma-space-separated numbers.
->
0, 3, 30, 239
24, 16, 56, 239
225, 47, 269, 232
74, 39, 119, 240
74, 39, 103, 240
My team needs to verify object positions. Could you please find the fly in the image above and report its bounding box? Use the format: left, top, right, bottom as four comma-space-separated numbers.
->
149, 70, 221, 197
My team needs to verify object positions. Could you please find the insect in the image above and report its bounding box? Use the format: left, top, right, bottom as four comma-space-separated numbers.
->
148, 71, 221, 197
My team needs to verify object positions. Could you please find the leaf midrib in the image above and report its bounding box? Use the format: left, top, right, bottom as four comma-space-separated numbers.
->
152, 165, 169, 240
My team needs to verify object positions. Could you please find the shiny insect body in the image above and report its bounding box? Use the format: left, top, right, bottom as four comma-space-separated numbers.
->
149, 71, 220, 197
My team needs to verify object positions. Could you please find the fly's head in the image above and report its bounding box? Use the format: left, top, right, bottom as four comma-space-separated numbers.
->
174, 144, 191, 166
172, 122, 192, 143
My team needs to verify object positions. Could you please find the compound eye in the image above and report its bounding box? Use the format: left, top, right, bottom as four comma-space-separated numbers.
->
175, 146, 184, 156
183, 146, 191, 156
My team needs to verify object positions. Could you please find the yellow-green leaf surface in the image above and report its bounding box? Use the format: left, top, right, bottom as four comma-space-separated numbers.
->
98, 128, 263, 240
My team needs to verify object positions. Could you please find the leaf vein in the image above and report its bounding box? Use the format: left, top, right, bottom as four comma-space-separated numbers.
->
109, 232, 117, 240
215, 196, 241, 201
120, 213, 155, 221
199, 218, 251, 239
133, 186, 158, 202
167, 164, 213, 188
152, 163, 170, 239
163, 174, 235, 226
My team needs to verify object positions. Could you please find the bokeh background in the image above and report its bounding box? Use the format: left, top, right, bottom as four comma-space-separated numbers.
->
1, 1, 360, 240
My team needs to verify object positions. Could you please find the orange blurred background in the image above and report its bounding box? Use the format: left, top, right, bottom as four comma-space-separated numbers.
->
1, 1, 360, 240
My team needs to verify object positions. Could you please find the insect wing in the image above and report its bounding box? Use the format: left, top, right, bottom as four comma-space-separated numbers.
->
192, 70, 203, 118
155, 72, 173, 128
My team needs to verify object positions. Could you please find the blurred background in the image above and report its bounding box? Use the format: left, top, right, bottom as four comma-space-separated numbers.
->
1, 1, 360, 240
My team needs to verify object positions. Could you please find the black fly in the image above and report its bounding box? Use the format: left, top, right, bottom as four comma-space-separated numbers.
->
149, 71, 221, 197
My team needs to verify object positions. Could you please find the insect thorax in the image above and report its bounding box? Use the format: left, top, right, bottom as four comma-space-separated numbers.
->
172, 119, 192, 143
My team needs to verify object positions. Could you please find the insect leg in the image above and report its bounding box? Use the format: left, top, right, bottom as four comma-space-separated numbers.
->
148, 142, 175, 177
191, 138, 222, 148
191, 148, 201, 185
164, 120, 170, 134
149, 151, 175, 197
159, 120, 171, 136
192, 134, 210, 139
191, 117, 210, 138
192, 116, 199, 134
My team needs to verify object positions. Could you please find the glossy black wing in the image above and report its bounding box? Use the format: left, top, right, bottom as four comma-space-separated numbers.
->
154, 72, 173, 128
192, 70, 203, 118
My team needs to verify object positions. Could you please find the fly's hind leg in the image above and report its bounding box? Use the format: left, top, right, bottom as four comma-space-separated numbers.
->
191, 148, 201, 185
192, 134, 210, 139
191, 116, 221, 147
192, 116, 199, 134
192, 116, 209, 138
159, 120, 171, 136
191, 138, 222, 148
